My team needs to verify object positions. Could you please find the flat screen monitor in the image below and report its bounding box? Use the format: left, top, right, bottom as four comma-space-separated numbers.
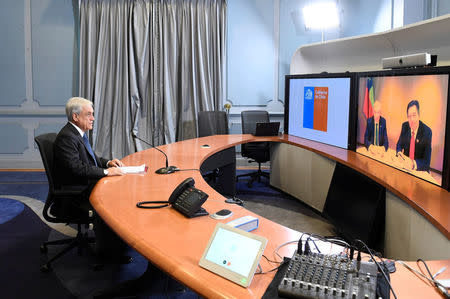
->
356, 67, 450, 188
323, 163, 386, 252
284, 73, 355, 149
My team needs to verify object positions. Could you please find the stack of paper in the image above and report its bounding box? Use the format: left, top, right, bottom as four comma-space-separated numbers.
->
118, 164, 146, 174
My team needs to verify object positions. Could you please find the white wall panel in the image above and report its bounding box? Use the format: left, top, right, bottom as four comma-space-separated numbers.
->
0, 0, 26, 106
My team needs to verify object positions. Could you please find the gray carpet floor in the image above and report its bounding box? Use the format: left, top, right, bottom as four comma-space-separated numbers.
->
243, 194, 335, 236
234, 171, 335, 237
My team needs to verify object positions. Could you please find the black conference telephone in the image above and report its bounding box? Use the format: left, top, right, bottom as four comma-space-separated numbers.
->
136, 177, 209, 217
168, 178, 209, 218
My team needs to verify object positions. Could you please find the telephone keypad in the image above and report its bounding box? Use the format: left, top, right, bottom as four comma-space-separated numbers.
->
173, 187, 208, 218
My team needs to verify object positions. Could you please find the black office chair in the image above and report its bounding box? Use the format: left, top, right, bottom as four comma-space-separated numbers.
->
35, 133, 96, 272
236, 110, 271, 187
197, 111, 237, 198
198, 110, 229, 137
198, 110, 229, 183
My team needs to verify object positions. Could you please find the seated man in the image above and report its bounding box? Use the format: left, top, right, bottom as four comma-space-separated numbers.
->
364, 100, 389, 155
396, 100, 432, 172
54, 97, 128, 261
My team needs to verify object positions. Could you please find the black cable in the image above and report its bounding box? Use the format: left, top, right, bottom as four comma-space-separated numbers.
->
177, 168, 201, 172
349, 247, 355, 260
255, 259, 288, 275
299, 233, 307, 242
417, 258, 438, 282
136, 201, 170, 209
307, 236, 321, 253
303, 240, 311, 255
299, 233, 353, 254
417, 259, 450, 299
295, 233, 364, 263
355, 239, 398, 299
297, 238, 303, 255
262, 254, 281, 264
356, 250, 362, 273
295, 233, 309, 254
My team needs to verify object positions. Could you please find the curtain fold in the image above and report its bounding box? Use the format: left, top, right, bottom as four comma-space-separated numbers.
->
77, 0, 226, 159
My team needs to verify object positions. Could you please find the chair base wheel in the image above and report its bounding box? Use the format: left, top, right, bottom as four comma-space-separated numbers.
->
40, 245, 47, 253
40, 264, 51, 273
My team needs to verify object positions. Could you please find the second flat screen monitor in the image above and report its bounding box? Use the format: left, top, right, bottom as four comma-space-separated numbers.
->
356, 72, 449, 187
286, 76, 351, 149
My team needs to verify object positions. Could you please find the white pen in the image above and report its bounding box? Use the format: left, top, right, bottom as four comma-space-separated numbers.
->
433, 266, 447, 279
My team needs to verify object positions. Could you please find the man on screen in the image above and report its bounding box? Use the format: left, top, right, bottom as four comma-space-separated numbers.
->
364, 101, 389, 155
396, 100, 432, 172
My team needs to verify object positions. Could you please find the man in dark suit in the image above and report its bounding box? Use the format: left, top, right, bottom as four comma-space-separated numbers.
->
54, 97, 128, 260
396, 100, 432, 172
364, 100, 389, 154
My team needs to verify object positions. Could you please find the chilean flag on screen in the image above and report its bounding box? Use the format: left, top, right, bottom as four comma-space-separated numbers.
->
363, 78, 374, 119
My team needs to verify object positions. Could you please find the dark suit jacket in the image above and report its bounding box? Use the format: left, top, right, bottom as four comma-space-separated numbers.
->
364, 116, 389, 151
53, 123, 108, 188
396, 120, 432, 171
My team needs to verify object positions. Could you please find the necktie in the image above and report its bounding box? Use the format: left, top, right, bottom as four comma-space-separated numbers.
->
82, 133, 98, 166
375, 123, 379, 146
409, 131, 415, 161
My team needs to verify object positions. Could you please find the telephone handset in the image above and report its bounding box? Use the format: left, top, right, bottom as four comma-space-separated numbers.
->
168, 178, 209, 218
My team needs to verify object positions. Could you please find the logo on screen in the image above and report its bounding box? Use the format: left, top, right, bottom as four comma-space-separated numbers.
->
305, 88, 313, 100
303, 86, 329, 132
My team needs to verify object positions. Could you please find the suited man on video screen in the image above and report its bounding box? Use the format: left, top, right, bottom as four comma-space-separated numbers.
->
396, 100, 432, 172
364, 100, 389, 154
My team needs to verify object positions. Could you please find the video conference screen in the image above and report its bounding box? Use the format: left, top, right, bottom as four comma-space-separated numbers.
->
285, 76, 352, 149
356, 73, 449, 186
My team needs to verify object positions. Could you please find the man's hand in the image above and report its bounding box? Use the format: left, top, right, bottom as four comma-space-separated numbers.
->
404, 157, 415, 170
397, 152, 414, 170
107, 159, 124, 167
106, 167, 125, 176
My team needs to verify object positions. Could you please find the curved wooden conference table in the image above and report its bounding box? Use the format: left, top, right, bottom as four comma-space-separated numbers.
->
90, 134, 449, 298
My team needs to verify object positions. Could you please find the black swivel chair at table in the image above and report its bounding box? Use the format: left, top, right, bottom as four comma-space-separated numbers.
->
35, 133, 96, 272
236, 110, 271, 187
198, 111, 229, 137
197, 111, 236, 198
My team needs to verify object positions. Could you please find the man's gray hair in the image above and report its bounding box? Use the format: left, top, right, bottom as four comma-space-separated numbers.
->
66, 97, 93, 121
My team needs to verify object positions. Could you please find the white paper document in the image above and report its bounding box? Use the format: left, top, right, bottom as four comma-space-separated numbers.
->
118, 164, 146, 174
